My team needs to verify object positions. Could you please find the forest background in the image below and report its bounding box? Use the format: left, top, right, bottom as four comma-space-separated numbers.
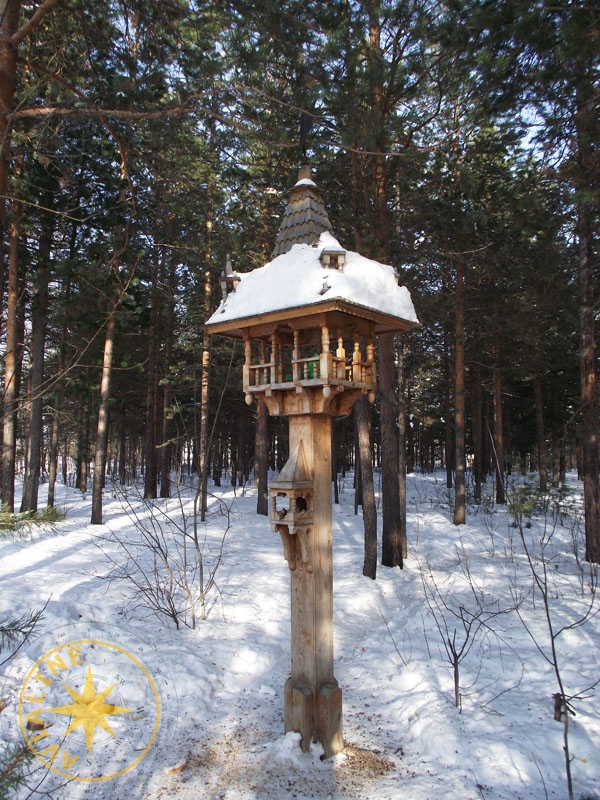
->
0, 0, 599, 564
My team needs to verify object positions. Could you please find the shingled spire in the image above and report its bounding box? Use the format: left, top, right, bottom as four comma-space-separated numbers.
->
271, 163, 332, 258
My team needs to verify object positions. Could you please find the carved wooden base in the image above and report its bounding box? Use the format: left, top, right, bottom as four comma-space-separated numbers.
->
284, 678, 343, 758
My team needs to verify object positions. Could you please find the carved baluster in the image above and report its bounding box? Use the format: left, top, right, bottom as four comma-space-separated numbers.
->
260, 341, 267, 385
270, 333, 277, 384
352, 337, 361, 382
276, 334, 284, 383
244, 337, 252, 388
366, 338, 375, 384
336, 336, 345, 379
292, 330, 300, 384
320, 326, 329, 382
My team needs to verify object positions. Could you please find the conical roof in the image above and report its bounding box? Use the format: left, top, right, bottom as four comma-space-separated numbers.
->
270, 442, 312, 487
271, 163, 332, 258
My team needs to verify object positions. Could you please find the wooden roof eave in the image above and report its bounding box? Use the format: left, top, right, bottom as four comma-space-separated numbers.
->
205, 298, 419, 339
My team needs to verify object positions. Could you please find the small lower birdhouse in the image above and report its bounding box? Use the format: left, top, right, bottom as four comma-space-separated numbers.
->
269, 442, 313, 571
271, 488, 313, 528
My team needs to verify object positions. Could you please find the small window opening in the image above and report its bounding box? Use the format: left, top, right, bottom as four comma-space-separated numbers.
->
275, 492, 290, 519
295, 496, 308, 514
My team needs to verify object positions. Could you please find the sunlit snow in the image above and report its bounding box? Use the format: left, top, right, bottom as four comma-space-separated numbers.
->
206, 231, 419, 327
0, 472, 598, 799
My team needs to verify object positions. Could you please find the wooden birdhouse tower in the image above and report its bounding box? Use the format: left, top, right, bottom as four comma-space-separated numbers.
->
205, 162, 419, 758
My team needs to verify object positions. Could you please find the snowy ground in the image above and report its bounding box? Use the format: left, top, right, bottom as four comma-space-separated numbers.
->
1, 470, 598, 800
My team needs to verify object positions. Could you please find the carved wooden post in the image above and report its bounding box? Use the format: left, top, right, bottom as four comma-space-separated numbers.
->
280, 414, 341, 755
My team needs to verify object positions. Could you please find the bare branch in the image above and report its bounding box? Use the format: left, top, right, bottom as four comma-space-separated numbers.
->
10, 0, 60, 47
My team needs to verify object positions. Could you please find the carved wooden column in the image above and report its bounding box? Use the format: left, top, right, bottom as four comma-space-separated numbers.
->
277, 414, 341, 757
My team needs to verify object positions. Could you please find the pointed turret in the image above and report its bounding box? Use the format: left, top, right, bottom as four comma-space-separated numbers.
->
271, 442, 312, 487
271, 163, 332, 258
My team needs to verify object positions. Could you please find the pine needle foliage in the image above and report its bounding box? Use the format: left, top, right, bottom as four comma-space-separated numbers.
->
0, 507, 63, 533
0, 608, 45, 798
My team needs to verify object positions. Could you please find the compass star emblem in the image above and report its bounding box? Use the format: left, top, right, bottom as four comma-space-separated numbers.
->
19, 636, 163, 783
47, 665, 133, 753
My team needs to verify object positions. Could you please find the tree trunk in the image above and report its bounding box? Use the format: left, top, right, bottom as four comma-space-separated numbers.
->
579, 202, 599, 562
406, 378, 415, 474
0, 1, 59, 307
472, 365, 483, 503
212, 438, 222, 486
453, 254, 466, 524
397, 337, 408, 560
356, 395, 377, 580
118, 409, 127, 485
160, 257, 176, 498
256, 399, 269, 515
47, 282, 70, 505
445, 328, 453, 489
159, 385, 173, 498
1, 168, 23, 512
366, 8, 403, 568
91, 311, 116, 524
0, 0, 21, 245
76, 400, 89, 492
380, 333, 402, 568
577, 43, 600, 558
21, 184, 53, 512
143, 261, 160, 499
47, 406, 59, 507
20, 287, 47, 512
354, 410, 362, 515
493, 353, 505, 505
197, 205, 213, 520
533, 375, 548, 492
332, 424, 340, 505
198, 336, 211, 519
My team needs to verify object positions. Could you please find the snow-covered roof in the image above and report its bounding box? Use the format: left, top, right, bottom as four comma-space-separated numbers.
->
205, 163, 419, 337
206, 231, 419, 335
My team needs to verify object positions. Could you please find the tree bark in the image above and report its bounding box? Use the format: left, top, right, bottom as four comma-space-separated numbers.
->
197, 206, 213, 520
160, 255, 176, 498
47, 406, 60, 507
159, 371, 173, 498
572, 54, 600, 561
256, 399, 269, 515
380, 333, 402, 568
76, 400, 89, 492
366, 7, 404, 567
198, 334, 211, 519
0, 0, 22, 244
397, 337, 408, 560
579, 202, 599, 562
472, 365, 483, 503
453, 253, 466, 524
1, 162, 23, 512
21, 184, 53, 512
0, 0, 59, 269
91, 311, 116, 524
445, 352, 454, 489
493, 353, 506, 505
143, 259, 160, 499
356, 395, 377, 580
47, 231, 74, 505
533, 375, 548, 493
